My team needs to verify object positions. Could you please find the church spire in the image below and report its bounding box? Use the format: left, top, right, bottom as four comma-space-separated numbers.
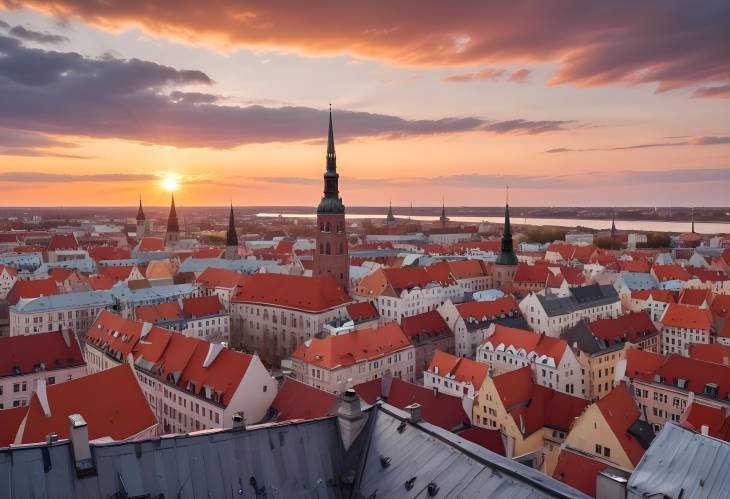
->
226, 203, 238, 247
439, 196, 448, 227
496, 186, 517, 266
317, 106, 345, 214
166, 193, 179, 233
136, 195, 145, 221
386, 200, 396, 223
610, 209, 616, 239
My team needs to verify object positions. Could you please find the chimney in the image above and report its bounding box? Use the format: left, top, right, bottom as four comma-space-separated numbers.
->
203, 342, 225, 368
37, 379, 51, 417
68, 414, 95, 477
232, 412, 246, 431
701, 424, 709, 436
405, 403, 422, 424
46, 432, 58, 444
338, 389, 368, 451
432, 386, 438, 398
61, 328, 71, 348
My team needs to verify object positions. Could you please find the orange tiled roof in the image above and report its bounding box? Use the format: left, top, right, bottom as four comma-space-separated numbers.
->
233, 274, 349, 312
427, 350, 488, 389
291, 323, 412, 369
86, 310, 148, 358
196, 267, 244, 289
345, 301, 379, 322
400, 310, 452, 340
482, 324, 568, 362
552, 449, 608, 497
182, 295, 223, 317
678, 288, 713, 307
88, 245, 131, 262
270, 377, 338, 422
6, 277, 59, 305
630, 289, 675, 303
652, 264, 690, 282
587, 312, 658, 344
19, 365, 156, 444
86, 275, 116, 290
514, 263, 551, 284
0, 407, 26, 447
135, 302, 183, 323
138, 237, 165, 252
98, 265, 134, 281
48, 234, 79, 251
660, 303, 712, 331
0, 331, 84, 377
456, 296, 520, 322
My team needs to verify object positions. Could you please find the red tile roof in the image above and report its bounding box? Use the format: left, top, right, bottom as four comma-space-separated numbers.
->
0, 331, 85, 377
182, 295, 224, 317
710, 294, 730, 319
652, 264, 690, 282
86, 275, 116, 290
48, 267, 76, 283
552, 449, 608, 497
270, 377, 338, 422
427, 350, 488, 389
482, 324, 568, 362
492, 366, 588, 435
630, 289, 675, 304
400, 310, 452, 340
86, 310, 148, 358
137, 237, 165, 252
636, 354, 730, 399
0, 264, 18, 277
48, 234, 79, 251
0, 407, 27, 447
291, 323, 412, 370
192, 247, 225, 259
98, 265, 134, 281
88, 245, 131, 262
19, 365, 157, 444
373, 377, 470, 431
660, 303, 712, 331
447, 259, 491, 279
547, 243, 597, 263
678, 288, 713, 307
345, 301, 379, 322
196, 267, 244, 289
687, 268, 729, 283
682, 403, 730, 442
456, 296, 521, 322
624, 348, 666, 379
514, 263, 551, 284
595, 385, 647, 466
688, 343, 730, 365
587, 312, 658, 344
6, 277, 59, 305
233, 274, 350, 312
135, 302, 183, 323
620, 259, 651, 273
384, 266, 454, 291
455, 426, 506, 456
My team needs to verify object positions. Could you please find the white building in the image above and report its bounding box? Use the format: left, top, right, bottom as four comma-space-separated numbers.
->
0, 264, 17, 300
423, 350, 488, 399
519, 284, 621, 337
84, 311, 277, 433
0, 331, 87, 410
476, 324, 587, 398
289, 322, 416, 394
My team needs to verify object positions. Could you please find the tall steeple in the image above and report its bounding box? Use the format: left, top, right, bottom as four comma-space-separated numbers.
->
386, 200, 396, 223
496, 187, 518, 266
165, 193, 180, 247
439, 196, 448, 227
610, 210, 616, 239
136, 195, 145, 221
317, 106, 344, 214
225, 203, 238, 259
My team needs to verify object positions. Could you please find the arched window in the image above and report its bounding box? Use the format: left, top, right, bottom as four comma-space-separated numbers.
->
325, 242, 331, 255
320, 222, 325, 232
325, 222, 331, 232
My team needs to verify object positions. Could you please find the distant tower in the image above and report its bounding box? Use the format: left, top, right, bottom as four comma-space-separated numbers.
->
439, 197, 449, 227
610, 210, 616, 239
135, 196, 146, 241
386, 201, 396, 224
313, 108, 350, 293
494, 187, 518, 289
225, 204, 239, 260
165, 193, 180, 248
691, 207, 695, 234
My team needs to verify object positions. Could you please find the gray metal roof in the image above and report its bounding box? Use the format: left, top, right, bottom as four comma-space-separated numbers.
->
0, 403, 588, 499
178, 257, 286, 274
12, 290, 115, 313
615, 272, 658, 291
627, 422, 730, 499
537, 284, 619, 317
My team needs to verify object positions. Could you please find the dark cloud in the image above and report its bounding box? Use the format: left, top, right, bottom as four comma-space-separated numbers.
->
0, 19, 9, 29
0, 171, 156, 182
13, 0, 730, 96
0, 36, 576, 148
8, 25, 69, 44
546, 136, 730, 153
692, 84, 730, 99
0, 127, 90, 157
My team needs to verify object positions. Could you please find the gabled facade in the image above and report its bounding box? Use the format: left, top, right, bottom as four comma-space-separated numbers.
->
423, 350, 488, 399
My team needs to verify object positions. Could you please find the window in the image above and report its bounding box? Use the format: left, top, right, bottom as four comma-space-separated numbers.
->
595, 444, 602, 454
48, 376, 56, 385
603, 447, 611, 458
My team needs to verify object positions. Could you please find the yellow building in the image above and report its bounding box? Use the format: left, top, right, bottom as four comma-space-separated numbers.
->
472, 366, 588, 473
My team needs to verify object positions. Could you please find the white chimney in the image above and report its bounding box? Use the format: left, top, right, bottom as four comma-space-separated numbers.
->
140, 321, 153, 339
68, 414, 95, 477
405, 403, 422, 424
701, 424, 710, 436
203, 342, 225, 368
37, 379, 51, 417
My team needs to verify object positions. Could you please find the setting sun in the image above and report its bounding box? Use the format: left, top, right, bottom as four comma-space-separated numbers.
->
162, 177, 179, 192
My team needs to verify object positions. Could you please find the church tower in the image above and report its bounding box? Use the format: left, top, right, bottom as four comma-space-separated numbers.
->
313, 108, 349, 293
225, 204, 239, 260
165, 193, 180, 248
494, 189, 518, 289
439, 198, 449, 227
135, 196, 146, 241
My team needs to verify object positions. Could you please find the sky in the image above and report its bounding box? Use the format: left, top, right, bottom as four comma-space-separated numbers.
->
0, 1, 729, 207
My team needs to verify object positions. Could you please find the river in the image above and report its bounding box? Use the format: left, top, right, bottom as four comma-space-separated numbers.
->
257, 212, 729, 235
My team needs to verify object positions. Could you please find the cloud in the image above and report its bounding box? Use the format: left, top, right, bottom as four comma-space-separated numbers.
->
0, 35, 576, 148
443, 68, 505, 83
8, 25, 69, 44
0, 171, 157, 182
0, 19, 9, 29
0, 127, 91, 157
692, 84, 730, 99
243, 167, 730, 190
508, 69, 531, 83
545, 135, 730, 153
12, 0, 730, 96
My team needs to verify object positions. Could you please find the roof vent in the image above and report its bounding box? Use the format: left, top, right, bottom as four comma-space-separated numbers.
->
428, 482, 440, 496
405, 403, 422, 424
232, 412, 246, 431
405, 477, 416, 491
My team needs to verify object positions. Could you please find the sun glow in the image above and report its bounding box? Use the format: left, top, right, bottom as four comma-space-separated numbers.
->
162, 177, 179, 192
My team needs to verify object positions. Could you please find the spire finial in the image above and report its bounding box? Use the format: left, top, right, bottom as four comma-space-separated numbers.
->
506, 185, 509, 206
